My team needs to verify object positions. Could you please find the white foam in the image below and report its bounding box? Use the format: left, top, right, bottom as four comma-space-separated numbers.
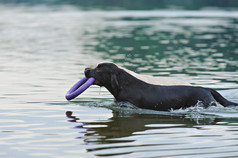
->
78, 100, 238, 119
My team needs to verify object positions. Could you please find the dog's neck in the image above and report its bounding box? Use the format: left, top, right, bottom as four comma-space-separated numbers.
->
105, 69, 148, 102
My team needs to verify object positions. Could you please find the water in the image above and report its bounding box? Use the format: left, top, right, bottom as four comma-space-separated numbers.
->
1, 4, 238, 158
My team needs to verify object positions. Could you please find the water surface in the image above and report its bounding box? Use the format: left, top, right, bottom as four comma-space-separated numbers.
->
0, 5, 238, 158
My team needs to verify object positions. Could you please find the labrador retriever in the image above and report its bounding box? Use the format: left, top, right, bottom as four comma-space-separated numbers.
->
84, 63, 238, 111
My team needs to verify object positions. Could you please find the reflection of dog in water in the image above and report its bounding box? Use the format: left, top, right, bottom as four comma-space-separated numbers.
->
65, 110, 223, 142
84, 62, 238, 111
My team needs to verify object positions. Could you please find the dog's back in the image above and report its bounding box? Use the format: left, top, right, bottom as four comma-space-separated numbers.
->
118, 65, 191, 86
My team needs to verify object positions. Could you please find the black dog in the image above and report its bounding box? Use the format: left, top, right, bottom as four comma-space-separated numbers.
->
85, 63, 238, 111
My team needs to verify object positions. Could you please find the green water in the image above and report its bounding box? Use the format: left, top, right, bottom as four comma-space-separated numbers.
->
0, 3, 238, 158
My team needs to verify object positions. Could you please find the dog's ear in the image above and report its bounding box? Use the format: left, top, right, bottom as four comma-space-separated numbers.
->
111, 73, 119, 90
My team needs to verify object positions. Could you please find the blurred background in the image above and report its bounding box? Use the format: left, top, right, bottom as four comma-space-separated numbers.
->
1, 0, 238, 10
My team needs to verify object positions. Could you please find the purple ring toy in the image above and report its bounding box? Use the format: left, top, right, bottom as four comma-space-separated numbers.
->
65, 77, 95, 100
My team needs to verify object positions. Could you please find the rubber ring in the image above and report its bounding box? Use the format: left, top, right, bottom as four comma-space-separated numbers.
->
65, 77, 95, 100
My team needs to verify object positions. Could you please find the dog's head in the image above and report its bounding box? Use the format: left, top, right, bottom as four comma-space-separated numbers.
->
84, 63, 122, 90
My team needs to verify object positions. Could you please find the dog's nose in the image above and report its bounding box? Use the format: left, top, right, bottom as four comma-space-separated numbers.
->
84, 67, 91, 77
85, 67, 90, 72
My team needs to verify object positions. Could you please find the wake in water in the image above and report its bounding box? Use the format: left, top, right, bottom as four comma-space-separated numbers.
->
74, 100, 238, 119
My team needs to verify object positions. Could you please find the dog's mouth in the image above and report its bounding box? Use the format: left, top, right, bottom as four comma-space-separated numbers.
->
84, 68, 101, 86
86, 75, 100, 85
93, 79, 100, 85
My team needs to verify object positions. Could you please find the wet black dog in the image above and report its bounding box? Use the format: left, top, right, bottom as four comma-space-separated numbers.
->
85, 63, 238, 111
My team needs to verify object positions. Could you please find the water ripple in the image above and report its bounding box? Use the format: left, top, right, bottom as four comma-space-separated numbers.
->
1, 4, 238, 158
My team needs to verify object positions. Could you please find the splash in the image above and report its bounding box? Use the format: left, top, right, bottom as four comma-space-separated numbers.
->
171, 102, 238, 118
76, 100, 238, 119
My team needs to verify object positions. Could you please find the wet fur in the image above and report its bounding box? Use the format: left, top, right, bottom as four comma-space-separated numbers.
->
85, 63, 238, 111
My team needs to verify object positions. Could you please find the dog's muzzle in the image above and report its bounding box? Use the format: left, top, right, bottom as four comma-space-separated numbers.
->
84, 68, 100, 85
84, 67, 93, 78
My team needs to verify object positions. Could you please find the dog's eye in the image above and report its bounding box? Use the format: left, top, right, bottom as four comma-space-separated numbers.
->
97, 64, 103, 69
